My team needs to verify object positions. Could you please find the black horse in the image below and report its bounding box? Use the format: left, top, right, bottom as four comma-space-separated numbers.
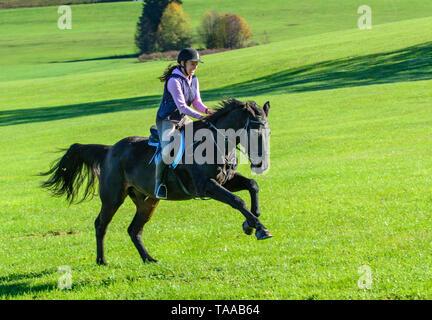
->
41, 98, 272, 264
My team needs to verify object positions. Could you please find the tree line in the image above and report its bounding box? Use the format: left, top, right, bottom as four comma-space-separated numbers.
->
135, 0, 253, 54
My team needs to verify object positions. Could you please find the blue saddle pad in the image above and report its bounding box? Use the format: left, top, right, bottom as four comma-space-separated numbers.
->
148, 128, 185, 169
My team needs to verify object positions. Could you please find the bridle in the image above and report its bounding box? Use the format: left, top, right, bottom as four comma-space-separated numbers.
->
207, 117, 268, 160
184, 116, 268, 200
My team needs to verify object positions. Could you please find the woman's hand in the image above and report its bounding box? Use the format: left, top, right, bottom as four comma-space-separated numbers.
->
205, 108, 214, 115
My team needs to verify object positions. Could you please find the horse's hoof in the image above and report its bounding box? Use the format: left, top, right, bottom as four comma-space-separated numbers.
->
242, 220, 254, 235
145, 257, 159, 264
255, 229, 273, 240
96, 258, 108, 266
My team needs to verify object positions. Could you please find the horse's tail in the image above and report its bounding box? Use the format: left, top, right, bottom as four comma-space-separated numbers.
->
40, 143, 111, 204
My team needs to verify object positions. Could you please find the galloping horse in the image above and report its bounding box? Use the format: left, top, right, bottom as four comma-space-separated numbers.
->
41, 98, 272, 264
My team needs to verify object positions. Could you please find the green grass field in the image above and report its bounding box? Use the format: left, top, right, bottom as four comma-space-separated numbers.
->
0, 0, 431, 299
0, 0, 127, 10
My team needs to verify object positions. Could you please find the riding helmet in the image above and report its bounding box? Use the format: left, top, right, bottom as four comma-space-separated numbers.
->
177, 48, 203, 64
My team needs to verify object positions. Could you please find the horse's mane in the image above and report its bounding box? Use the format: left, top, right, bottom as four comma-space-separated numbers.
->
194, 98, 262, 129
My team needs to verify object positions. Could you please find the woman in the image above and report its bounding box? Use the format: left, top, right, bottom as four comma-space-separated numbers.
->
155, 48, 213, 199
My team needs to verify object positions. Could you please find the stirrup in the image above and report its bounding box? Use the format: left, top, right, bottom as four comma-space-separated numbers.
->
155, 184, 167, 199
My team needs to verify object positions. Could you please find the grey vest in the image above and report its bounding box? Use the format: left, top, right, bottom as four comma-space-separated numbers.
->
157, 73, 198, 121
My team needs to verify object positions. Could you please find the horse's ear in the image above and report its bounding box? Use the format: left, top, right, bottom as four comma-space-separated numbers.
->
263, 101, 270, 117
245, 103, 257, 117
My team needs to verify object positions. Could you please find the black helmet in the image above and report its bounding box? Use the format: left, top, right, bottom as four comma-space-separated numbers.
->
177, 48, 203, 64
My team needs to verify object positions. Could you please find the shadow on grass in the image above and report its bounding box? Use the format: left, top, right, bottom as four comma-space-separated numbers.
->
0, 95, 161, 127
0, 269, 119, 298
1, 42, 431, 127
204, 41, 432, 98
0, 270, 57, 298
0, 282, 57, 298
51, 53, 140, 64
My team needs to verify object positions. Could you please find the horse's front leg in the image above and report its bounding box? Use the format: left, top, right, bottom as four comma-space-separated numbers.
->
205, 178, 272, 240
223, 172, 260, 217
222, 173, 261, 236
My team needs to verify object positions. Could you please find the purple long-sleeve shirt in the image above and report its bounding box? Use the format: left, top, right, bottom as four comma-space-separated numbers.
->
167, 68, 208, 119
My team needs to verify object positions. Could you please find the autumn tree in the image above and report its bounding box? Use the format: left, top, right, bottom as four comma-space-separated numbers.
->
198, 11, 252, 49
157, 2, 193, 51
198, 10, 222, 49
222, 13, 252, 49
135, 0, 182, 54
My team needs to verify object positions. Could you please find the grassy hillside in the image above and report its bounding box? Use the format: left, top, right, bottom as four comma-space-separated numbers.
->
1, 0, 432, 65
0, 0, 127, 10
0, 0, 431, 299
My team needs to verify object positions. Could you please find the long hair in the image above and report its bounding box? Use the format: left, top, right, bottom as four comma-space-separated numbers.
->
159, 63, 180, 83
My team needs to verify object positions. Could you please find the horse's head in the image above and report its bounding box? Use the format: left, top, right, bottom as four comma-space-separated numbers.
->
202, 98, 271, 174
241, 100, 271, 174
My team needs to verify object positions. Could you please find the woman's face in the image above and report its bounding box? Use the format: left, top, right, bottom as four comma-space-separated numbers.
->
182, 60, 199, 76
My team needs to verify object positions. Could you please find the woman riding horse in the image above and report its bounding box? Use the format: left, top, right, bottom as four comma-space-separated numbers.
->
40, 52, 273, 264
155, 48, 214, 199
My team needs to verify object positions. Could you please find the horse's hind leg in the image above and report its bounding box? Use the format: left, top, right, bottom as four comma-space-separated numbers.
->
95, 202, 123, 265
127, 190, 159, 263
94, 177, 126, 265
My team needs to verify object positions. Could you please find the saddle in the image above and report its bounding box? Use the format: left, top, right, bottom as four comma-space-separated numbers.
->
148, 119, 195, 198
148, 125, 160, 144
148, 118, 186, 170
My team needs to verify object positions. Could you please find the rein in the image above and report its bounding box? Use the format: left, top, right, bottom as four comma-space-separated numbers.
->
207, 117, 267, 158
183, 116, 267, 200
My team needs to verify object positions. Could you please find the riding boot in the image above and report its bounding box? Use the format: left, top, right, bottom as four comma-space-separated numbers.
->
155, 160, 167, 199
